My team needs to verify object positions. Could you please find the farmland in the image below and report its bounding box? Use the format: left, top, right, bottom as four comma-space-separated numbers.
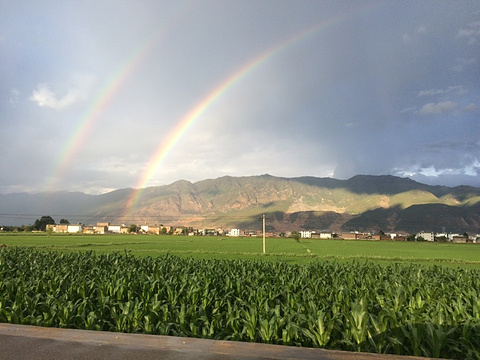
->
1, 233, 480, 267
1, 234, 480, 358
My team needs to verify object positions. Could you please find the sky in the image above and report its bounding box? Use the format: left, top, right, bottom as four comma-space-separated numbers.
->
1, 0, 479, 195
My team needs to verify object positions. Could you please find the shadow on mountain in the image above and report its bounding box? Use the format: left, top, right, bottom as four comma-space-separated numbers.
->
343, 203, 480, 233
341, 206, 403, 233
291, 174, 479, 197
233, 211, 354, 233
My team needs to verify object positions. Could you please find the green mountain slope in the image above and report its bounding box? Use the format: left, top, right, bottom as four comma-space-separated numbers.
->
2, 175, 480, 233
115, 174, 480, 233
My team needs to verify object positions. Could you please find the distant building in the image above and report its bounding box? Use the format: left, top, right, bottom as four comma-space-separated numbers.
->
300, 231, 312, 238
46, 224, 82, 233
82, 225, 96, 234
371, 234, 391, 240
452, 235, 467, 243
46, 224, 68, 233
241, 230, 257, 237
228, 229, 240, 237
108, 225, 121, 233
319, 232, 333, 239
67, 224, 83, 233
417, 231, 434, 242
148, 226, 162, 235
95, 224, 108, 234
341, 232, 369, 240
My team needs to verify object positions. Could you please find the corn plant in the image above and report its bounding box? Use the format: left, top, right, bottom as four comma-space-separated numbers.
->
1, 247, 479, 359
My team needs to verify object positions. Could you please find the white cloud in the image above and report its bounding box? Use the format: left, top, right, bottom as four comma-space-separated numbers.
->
395, 159, 480, 181
453, 57, 477, 72
465, 159, 480, 176
464, 103, 477, 112
30, 74, 95, 110
418, 89, 444, 97
419, 101, 458, 114
417, 86, 466, 97
402, 33, 411, 43
417, 25, 427, 33
7, 88, 20, 106
399, 106, 416, 114
30, 84, 82, 110
402, 25, 427, 44
456, 20, 480, 44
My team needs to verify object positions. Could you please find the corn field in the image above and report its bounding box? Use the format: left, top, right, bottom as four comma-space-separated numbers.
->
1, 248, 479, 359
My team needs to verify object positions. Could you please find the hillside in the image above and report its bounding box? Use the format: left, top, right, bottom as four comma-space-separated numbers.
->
1, 174, 480, 233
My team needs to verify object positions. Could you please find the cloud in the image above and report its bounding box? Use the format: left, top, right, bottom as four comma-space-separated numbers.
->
456, 20, 480, 44
417, 86, 466, 97
30, 84, 82, 110
7, 88, 20, 106
29, 74, 95, 110
402, 25, 427, 44
417, 25, 427, 33
453, 57, 477, 72
393, 157, 480, 187
417, 162, 479, 178
464, 103, 477, 112
399, 106, 416, 114
419, 101, 458, 115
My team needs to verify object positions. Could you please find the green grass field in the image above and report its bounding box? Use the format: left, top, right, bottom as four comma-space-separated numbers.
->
1, 233, 479, 267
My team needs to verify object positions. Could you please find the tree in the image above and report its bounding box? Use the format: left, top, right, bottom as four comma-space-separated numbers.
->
407, 234, 416, 242
59, 219, 70, 224
290, 231, 301, 243
33, 216, 55, 231
436, 235, 447, 242
128, 224, 138, 233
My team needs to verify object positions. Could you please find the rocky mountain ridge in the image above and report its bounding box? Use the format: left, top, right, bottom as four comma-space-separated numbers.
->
1, 174, 480, 233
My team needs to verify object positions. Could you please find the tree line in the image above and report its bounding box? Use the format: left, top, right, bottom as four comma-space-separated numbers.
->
1, 216, 69, 232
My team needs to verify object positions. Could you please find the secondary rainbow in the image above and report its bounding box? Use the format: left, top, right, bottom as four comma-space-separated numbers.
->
42, 2, 192, 193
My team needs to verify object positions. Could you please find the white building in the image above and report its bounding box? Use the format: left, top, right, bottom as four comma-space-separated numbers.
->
67, 224, 83, 233
228, 229, 240, 237
417, 231, 434, 242
108, 225, 122, 233
300, 231, 312, 238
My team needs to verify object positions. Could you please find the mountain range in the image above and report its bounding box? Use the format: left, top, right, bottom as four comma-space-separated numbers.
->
1, 174, 480, 233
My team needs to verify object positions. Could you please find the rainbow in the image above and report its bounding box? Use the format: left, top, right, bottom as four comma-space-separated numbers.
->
122, 8, 367, 217
43, 2, 193, 193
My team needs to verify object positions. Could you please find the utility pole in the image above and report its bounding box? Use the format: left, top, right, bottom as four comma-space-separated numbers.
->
262, 214, 266, 254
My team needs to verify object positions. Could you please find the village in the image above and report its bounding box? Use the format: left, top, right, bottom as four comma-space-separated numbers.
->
45, 222, 480, 243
